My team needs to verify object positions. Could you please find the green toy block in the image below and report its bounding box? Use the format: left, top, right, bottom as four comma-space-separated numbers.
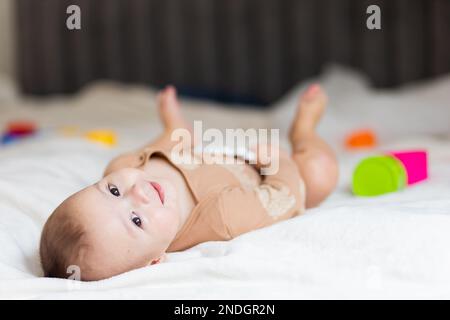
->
352, 155, 407, 196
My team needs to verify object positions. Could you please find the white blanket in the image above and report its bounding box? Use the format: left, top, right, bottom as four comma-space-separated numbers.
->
1, 66, 450, 299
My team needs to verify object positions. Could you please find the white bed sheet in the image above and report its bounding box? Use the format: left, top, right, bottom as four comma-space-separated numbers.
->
0, 66, 450, 299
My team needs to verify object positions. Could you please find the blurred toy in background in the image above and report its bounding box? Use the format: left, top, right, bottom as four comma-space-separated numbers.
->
1, 121, 117, 147
389, 151, 428, 185
58, 125, 80, 137
345, 128, 377, 150
352, 150, 428, 197
59, 126, 117, 147
1, 120, 37, 145
85, 129, 117, 147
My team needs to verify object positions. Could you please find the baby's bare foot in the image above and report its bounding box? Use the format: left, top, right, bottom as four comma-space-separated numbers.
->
289, 84, 327, 143
158, 86, 191, 132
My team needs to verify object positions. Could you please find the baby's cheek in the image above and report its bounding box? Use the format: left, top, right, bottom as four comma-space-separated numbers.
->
153, 208, 180, 238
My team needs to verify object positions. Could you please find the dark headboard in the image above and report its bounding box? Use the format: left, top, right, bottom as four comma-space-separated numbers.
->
16, 0, 450, 105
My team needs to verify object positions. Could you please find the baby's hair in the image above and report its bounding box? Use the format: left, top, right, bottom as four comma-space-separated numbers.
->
39, 204, 88, 280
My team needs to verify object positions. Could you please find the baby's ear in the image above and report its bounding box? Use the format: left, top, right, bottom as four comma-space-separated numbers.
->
150, 253, 167, 265
159, 253, 167, 263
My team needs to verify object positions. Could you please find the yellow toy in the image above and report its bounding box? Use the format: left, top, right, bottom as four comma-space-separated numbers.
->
59, 126, 117, 147
59, 126, 80, 137
85, 130, 117, 147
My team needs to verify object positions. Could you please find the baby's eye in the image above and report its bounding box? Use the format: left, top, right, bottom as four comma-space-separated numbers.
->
131, 213, 142, 227
108, 184, 120, 197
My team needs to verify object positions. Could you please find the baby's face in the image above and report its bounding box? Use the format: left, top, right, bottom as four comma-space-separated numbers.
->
66, 167, 180, 279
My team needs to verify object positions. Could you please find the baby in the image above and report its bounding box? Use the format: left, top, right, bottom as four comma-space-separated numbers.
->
40, 84, 338, 281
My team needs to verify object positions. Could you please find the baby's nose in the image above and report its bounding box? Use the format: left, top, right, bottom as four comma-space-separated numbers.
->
128, 183, 152, 205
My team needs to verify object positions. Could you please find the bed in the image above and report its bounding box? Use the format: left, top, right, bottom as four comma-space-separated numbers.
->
1, 66, 450, 299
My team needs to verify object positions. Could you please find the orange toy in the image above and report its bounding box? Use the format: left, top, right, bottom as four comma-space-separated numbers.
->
345, 129, 377, 150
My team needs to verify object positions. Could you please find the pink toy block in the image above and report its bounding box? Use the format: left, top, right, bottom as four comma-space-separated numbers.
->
389, 150, 428, 185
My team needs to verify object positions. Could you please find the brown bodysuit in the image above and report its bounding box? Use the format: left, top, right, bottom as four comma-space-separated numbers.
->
107, 134, 306, 252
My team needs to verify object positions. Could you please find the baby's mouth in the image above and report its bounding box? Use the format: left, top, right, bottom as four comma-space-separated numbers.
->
149, 181, 165, 205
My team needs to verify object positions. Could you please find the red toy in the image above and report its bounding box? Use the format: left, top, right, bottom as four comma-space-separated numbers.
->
1, 120, 37, 145
6, 121, 37, 136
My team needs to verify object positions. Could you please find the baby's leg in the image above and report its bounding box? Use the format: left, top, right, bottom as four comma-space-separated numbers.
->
150, 86, 194, 149
289, 84, 338, 208
158, 86, 191, 132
